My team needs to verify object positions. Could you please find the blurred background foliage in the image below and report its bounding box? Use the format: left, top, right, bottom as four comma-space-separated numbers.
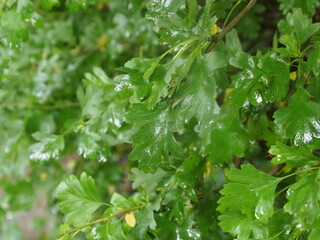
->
0, 0, 319, 239
0, 1, 161, 238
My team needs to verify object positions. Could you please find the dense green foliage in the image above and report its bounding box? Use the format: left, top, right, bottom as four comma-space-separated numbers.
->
1, 0, 320, 239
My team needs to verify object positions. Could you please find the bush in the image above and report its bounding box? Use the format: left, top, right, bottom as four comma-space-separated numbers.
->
1, 0, 320, 239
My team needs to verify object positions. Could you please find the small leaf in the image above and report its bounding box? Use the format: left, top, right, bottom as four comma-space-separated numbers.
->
130, 168, 167, 190
40, 0, 59, 10
278, 9, 320, 44
110, 192, 130, 209
131, 204, 156, 239
125, 212, 136, 227
29, 132, 64, 161
269, 142, 318, 167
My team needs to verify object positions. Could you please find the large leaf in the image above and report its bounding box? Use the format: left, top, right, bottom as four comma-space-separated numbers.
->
218, 164, 281, 239
204, 109, 249, 164
173, 56, 221, 133
131, 204, 157, 239
228, 53, 290, 105
257, 55, 290, 102
55, 172, 102, 226
274, 89, 320, 145
126, 103, 183, 172
284, 170, 320, 225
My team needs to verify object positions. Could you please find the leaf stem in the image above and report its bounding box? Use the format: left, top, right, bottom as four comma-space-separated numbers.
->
160, 38, 199, 60
222, 0, 242, 29
59, 204, 145, 239
206, 0, 257, 53
280, 166, 320, 180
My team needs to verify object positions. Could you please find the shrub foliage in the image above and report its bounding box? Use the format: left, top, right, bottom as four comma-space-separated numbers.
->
1, 0, 320, 239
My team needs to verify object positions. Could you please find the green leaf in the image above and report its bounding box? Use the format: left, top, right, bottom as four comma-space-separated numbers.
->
126, 103, 183, 172
84, 67, 113, 87
132, 204, 156, 239
218, 164, 281, 239
274, 89, 320, 145
117, 57, 160, 100
277, 34, 300, 58
146, 58, 185, 109
55, 172, 102, 226
257, 55, 290, 102
267, 210, 293, 240
130, 168, 167, 191
77, 127, 109, 161
17, 0, 30, 12
104, 220, 126, 240
173, 57, 220, 133
218, 213, 253, 239
204, 109, 249, 164
65, 0, 88, 11
110, 192, 130, 209
229, 53, 290, 105
29, 132, 64, 161
225, 29, 242, 55
278, 9, 320, 44
0, 10, 29, 49
269, 142, 318, 167
155, 214, 201, 240
77, 86, 104, 119
146, 1, 192, 45
284, 170, 320, 225
307, 45, 320, 77
278, 0, 320, 16
40, 0, 60, 10
228, 53, 265, 106
309, 222, 320, 240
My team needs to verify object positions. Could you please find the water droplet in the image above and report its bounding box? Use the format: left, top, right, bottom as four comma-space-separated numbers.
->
154, 126, 161, 135
98, 154, 107, 163
186, 229, 201, 239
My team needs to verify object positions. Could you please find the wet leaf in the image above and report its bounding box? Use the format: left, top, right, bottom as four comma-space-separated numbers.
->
284, 170, 320, 225
29, 132, 64, 161
218, 164, 281, 239
274, 89, 320, 145
55, 172, 102, 226
126, 103, 183, 172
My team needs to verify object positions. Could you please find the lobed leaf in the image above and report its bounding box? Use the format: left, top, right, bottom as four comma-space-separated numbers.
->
55, 172, 102, 226
218, 164, 281, 239
126, 103, 183, 172
274, 89, 320, 145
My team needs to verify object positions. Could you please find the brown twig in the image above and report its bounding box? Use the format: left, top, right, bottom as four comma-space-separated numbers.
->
206, 0, 258, 53
233, 156, 242, 168
268, 163, 285, 176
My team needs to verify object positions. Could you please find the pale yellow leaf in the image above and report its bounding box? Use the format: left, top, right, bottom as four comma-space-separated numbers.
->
125, 212, 136, 227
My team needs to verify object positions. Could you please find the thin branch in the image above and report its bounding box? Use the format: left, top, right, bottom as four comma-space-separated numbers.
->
206, 0, 258, 53
59, 204, 145, 239
268, 163, 285, 176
